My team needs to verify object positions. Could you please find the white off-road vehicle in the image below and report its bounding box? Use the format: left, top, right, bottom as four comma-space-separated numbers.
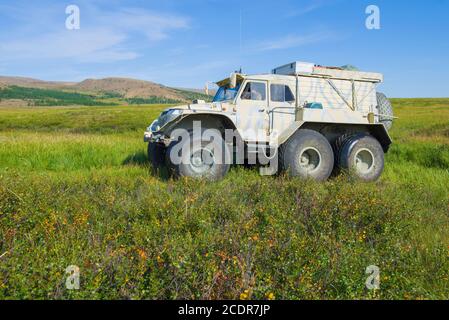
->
144, 61, 393, 181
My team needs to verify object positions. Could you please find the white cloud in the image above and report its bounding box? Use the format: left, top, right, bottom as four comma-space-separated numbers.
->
286, 0, 330, 17
253, 32, 335, 52
100, 8, 190, 41
0, 7, 189, 63
0, 28, 137, 62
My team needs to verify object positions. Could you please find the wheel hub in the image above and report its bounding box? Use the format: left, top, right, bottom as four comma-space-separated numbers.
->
190, 148, 215, 174
354, 148, 374, 174
299, 147, 321, 173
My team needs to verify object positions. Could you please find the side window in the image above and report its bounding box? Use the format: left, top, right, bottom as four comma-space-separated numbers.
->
241, 82, 266, 101
270, 84, 295, 102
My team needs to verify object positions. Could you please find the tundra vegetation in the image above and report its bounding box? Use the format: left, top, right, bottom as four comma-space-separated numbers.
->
0, 99, 448, 299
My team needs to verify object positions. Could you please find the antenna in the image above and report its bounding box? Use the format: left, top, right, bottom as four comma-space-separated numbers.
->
239, 8, 242, 55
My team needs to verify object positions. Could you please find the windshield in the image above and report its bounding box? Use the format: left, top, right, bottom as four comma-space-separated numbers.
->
213, 85, 240, 102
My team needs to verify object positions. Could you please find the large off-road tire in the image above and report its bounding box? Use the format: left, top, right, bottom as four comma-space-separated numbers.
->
165, 129, 231, 181
280, 129, 334, 181
377, 92, 393, 130
338, 134, 384, 182
332, 133, 353, 175
147, 142, 165, 169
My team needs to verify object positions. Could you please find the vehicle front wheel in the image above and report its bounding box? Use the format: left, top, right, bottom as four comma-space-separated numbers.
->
338, 134, 384, 182
280, 129, 334, 181
165, 129, 231, 181
147, 142, 165, 169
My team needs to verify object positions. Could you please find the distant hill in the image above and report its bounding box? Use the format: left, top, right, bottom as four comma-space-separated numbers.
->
74, 77, 186, 100
0, 76, 212, 106
0, 76, 75, 89
175, 87, 217, 96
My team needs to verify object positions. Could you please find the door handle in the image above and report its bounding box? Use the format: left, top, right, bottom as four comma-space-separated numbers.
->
258, 108, 266, 113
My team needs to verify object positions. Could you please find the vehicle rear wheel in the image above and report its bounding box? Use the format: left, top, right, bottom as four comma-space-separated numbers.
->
338, 134, 384, 182
165, 129, 231, 181
280, 129, 334, 181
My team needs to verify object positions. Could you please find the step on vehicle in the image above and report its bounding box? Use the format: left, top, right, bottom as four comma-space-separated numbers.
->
144, 61, 394, 181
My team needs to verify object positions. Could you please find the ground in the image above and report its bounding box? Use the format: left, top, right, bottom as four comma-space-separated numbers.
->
0, 99, 448, 299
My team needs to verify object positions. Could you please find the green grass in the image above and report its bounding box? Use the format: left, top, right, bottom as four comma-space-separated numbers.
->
0, 100, 448, 300
0, 104, 170, 134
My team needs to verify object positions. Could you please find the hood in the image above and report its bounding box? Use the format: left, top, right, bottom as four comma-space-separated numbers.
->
166, 101, 233, 113
151, 101, 233, 132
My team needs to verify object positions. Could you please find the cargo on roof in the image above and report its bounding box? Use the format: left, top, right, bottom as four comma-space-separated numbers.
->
272, 61, 383, 83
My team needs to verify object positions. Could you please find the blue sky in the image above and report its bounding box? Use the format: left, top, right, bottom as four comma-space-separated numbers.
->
0, 0, 448, 97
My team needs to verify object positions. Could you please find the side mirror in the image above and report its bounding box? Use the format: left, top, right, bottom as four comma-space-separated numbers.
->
230, 72, 237, 89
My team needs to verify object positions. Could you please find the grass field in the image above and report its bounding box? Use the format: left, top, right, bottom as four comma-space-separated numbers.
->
0, 100, 448, 299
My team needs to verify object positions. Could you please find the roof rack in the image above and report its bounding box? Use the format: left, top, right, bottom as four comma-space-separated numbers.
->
272, 61, 383, 83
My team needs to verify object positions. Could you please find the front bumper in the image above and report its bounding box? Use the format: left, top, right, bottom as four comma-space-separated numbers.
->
143, 131, 172, 146
144, 113, 184, 144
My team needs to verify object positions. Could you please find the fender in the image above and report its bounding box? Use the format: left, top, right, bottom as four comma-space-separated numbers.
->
366, 123, 393, 152
162, 112, 243, 143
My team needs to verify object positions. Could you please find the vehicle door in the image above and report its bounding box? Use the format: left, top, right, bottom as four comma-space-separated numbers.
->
235, 80, 269, 142
268, 82, 296, 138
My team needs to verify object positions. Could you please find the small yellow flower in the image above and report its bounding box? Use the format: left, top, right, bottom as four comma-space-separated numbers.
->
267, 292, 275, 300
240, 289, 249, 300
